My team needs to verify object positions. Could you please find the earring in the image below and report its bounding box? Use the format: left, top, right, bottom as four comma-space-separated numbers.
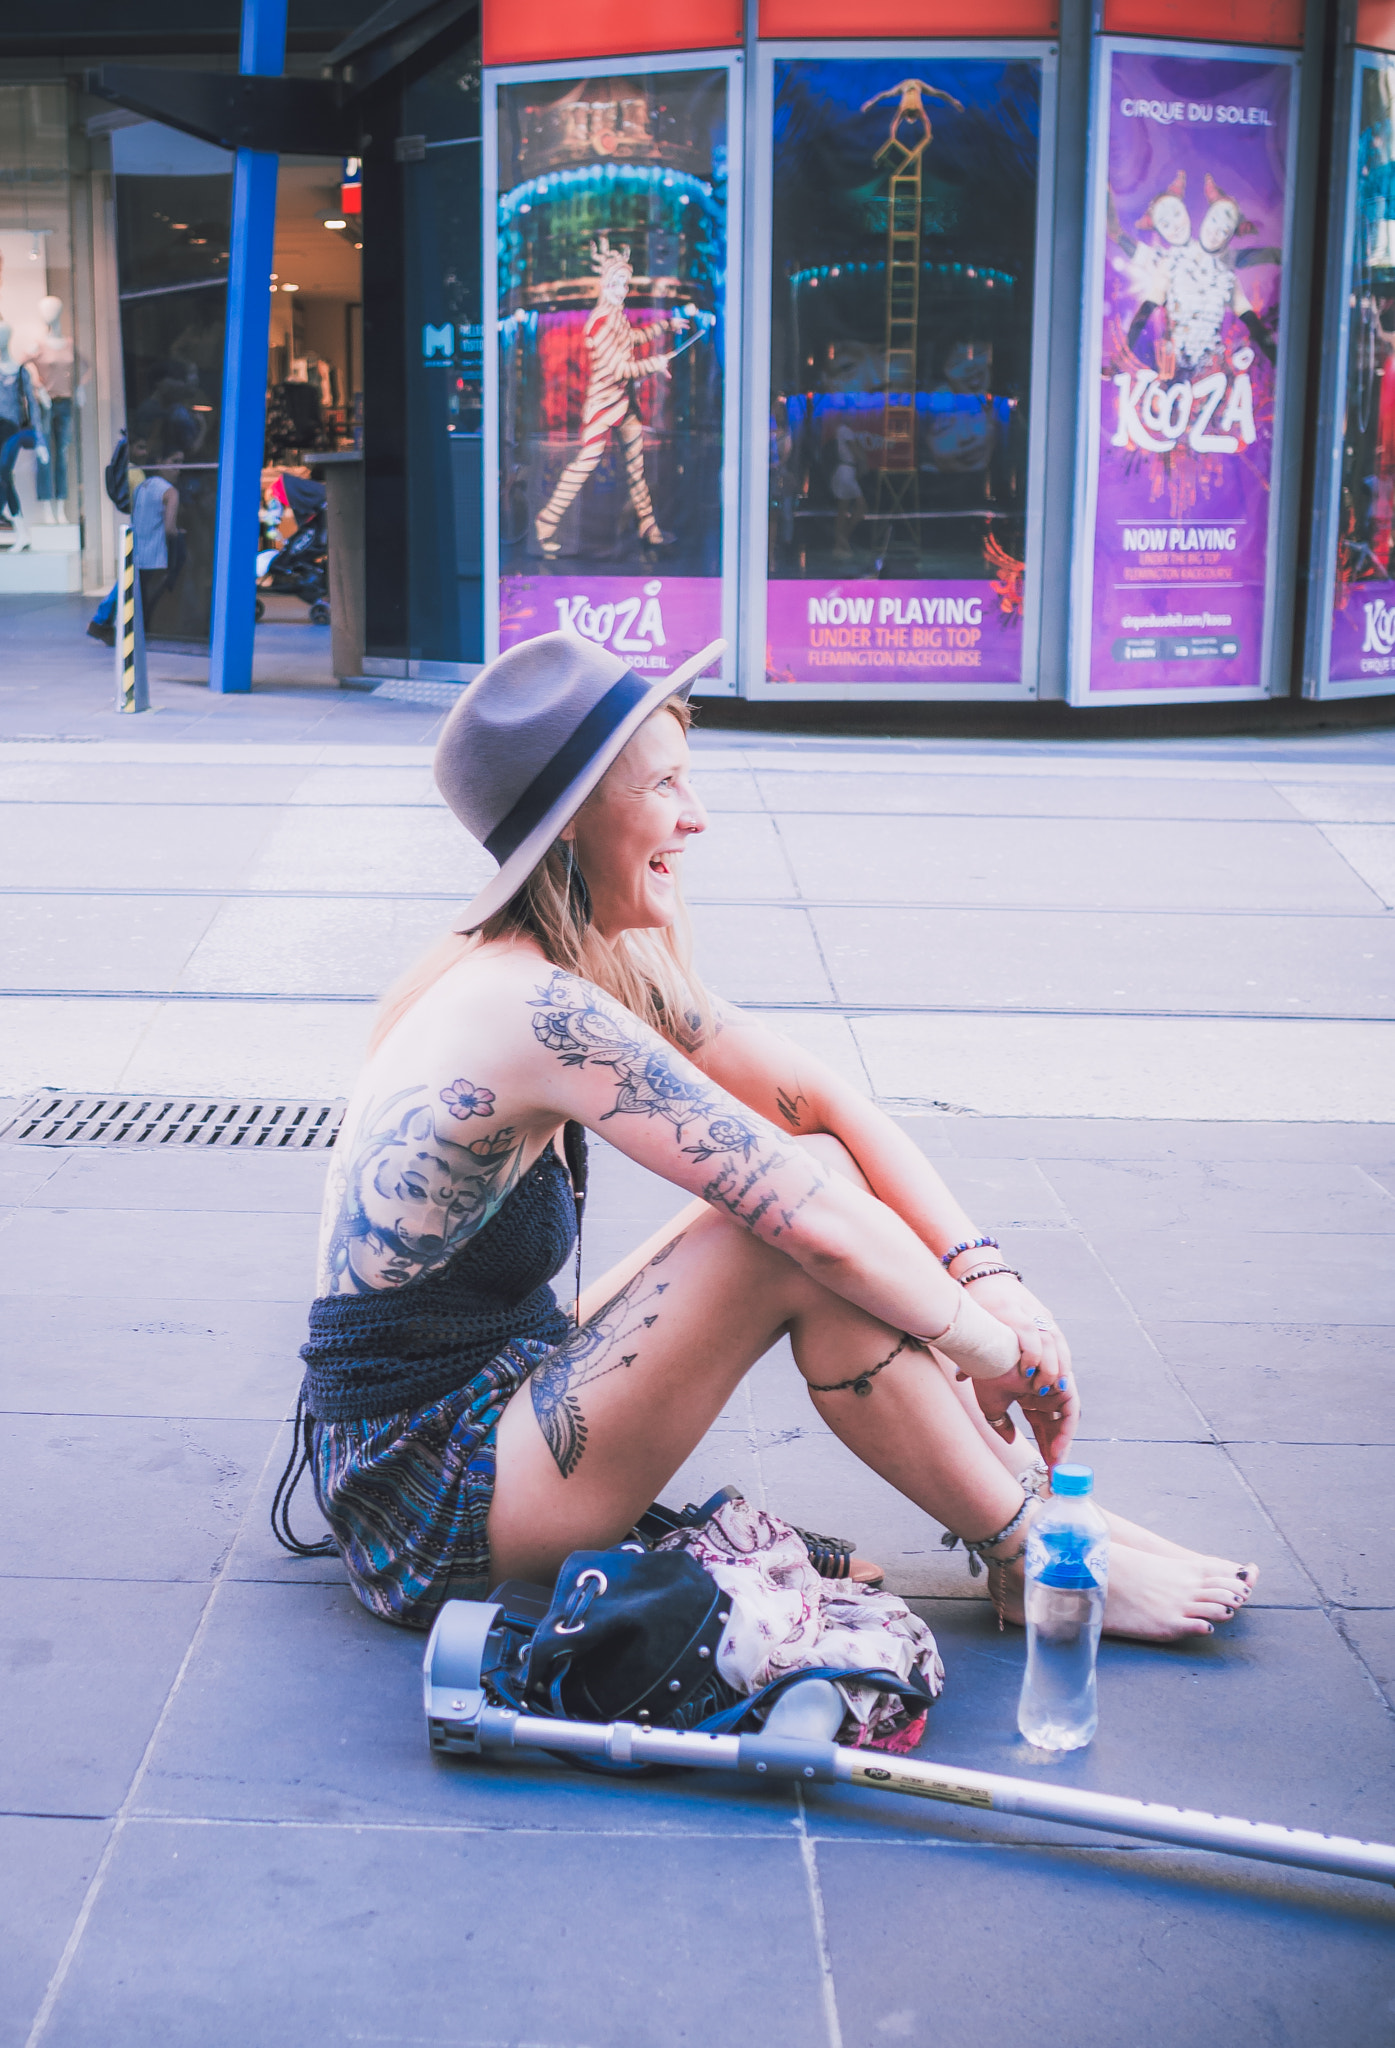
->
564, 841, 592, 929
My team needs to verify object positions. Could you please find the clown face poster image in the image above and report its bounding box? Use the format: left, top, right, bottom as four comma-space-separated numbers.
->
494, 69, 729, 675
1081, 48, 1293, 698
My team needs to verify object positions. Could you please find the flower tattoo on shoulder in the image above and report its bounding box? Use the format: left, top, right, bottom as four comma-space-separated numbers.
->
439, 1078, 496, 1121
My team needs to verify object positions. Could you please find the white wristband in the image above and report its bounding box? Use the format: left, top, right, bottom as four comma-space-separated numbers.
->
919, 1289, 1021, 1380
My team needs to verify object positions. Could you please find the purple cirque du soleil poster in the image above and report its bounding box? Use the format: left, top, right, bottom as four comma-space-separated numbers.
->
1077, 46, 1295, 699
491, 66, 733, 683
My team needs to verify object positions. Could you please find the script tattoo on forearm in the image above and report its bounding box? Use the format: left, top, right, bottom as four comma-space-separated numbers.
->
528, 973, 822, 1236
320, 1082, 527, 1296
529, 1262, 674, 1477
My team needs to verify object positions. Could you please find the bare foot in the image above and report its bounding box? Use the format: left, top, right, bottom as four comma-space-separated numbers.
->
1101, 1507, 1259, 1605
990, 1534, 1256, 1642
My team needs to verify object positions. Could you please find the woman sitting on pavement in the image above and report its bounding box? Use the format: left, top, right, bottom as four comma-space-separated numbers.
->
295, 632, 1256, 1639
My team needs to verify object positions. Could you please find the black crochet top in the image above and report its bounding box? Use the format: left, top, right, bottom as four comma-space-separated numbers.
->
300, 1142, 579, 1424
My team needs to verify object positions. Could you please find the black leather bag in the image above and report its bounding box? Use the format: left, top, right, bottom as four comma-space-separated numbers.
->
522, 1545, 740, 1730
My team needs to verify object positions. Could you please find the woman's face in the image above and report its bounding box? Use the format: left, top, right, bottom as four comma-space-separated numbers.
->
566, 707, 707, 936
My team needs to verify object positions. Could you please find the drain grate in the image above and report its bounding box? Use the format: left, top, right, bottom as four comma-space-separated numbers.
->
1, 1092, 345, 1150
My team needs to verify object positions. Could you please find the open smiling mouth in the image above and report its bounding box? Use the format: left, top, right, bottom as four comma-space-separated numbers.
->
648, 850, 683, 879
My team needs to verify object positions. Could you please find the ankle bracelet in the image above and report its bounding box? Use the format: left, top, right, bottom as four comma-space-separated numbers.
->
940, 1494, 1033, 1579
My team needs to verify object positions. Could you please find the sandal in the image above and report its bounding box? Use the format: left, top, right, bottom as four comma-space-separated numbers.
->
633, 1486, 886, 1590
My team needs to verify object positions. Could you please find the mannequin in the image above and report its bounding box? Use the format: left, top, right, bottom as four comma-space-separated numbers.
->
0, 322, 48, 550
27, 296, 74, 524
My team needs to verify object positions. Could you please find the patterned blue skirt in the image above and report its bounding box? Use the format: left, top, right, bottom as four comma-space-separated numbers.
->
311, 1335, 554, 1630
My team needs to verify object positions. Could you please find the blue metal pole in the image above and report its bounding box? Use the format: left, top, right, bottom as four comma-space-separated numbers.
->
209, 0, 288, 693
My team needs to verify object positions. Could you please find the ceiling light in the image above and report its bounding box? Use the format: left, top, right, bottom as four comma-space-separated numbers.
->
323, 218, 347, 231
281, 282, 300, 292
172, 222, 188, 230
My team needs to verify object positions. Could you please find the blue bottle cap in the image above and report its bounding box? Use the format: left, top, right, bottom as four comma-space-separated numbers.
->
1050, 1464, 1094, 1496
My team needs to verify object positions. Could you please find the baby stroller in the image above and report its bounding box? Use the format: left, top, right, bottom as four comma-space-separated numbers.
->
255, 474, 329, 623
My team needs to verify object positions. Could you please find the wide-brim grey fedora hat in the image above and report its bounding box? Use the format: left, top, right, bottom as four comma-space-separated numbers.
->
436, 632, 726, 932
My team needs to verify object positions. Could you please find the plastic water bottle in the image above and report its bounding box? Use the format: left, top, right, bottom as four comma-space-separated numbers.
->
1017, 1464, 1109, 1752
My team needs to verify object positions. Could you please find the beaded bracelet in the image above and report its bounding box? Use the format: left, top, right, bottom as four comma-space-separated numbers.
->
962, 1266, 1022, 1286
940, 1235, 999, 1269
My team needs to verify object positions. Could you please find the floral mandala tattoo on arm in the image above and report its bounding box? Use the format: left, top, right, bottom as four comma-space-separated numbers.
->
529, 1264, 673, 1478
528, 974, 825, 1243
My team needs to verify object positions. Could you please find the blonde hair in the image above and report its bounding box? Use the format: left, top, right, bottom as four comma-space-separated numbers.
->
371, 697, 713, 1056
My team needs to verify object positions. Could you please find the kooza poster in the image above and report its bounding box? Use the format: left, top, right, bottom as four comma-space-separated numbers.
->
1083, 49, 1292, 696
495, 68, 729, 677
1328, 57, 1395, 690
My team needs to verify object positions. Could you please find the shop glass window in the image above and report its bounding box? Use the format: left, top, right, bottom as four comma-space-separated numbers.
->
112, 122, 232, 644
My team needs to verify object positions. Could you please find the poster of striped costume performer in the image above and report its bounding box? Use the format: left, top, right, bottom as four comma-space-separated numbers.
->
495, 69, 730, 676
1081, 47, 1293, 697
1328, 56, 1395, 689
763, 57, 1044, 689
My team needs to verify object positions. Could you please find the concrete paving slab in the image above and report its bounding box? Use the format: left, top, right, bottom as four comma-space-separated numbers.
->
776, 813, 1384, 912
27, 1144, 329, 1214
0, 760, 306, 806
815, 1837, 1395, 2048
1316, 822, 1395, 906
182, 895, 450, 996
903, 1152, 1072, 1227
0, 1816, 109, 2048
686, 762, 764, 810
688, 902, 834, 1002
0, 1204, 317, 1300
137, 1578, 797, 1836
116, 996, 371, 1097
811, 903, 1395, 1015
1, 1414, 275, 1581
287, 762, 442, 806
0, 895, 222, 993
0, 1577, 207, 1815
243, 803, 490, 897
1041, 1156, 1395, 1235
1148, 1322, 1395, 1444
995, 1226, 1124, 1322
0, 1145, 64, 1204
682, 809, 797, 899
0, 997, 164, 1096
0, 1294, 308, 1420
0, 804, 281, 891
934, 1115, 1395, 1164
751, 768, 1308, 818
1227, 1444, 1391, 1607
1085, 1226, 1395, 1325
851, 1012, 1395, 1120
1278, 781, 1395, 823
1338, 1610, 1395, 1712
41, 1821, 828, 2048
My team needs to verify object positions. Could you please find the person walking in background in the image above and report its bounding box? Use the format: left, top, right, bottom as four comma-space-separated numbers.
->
131, 455, 182, 636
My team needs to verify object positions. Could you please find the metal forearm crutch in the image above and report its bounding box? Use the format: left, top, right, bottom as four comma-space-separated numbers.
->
424, 1602, 1395, 1888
